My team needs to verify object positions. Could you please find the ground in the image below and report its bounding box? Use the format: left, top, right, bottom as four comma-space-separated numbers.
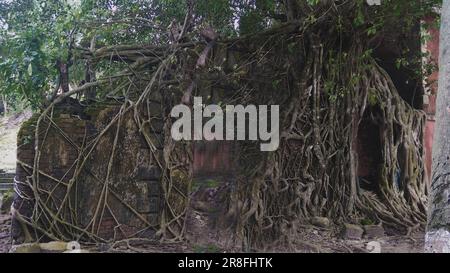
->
0, 208, 425, 253
180, 184, 426, 253
0, 112, 426, 253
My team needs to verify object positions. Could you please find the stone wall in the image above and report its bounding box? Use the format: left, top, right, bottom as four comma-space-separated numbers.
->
193, 142, 232, 179
12, 100, 171, 242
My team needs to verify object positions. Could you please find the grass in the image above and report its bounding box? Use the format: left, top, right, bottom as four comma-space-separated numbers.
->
191, 178, 221, 192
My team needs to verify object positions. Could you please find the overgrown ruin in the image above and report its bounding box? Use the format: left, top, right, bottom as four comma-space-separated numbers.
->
13, 101, 181, 242
10, 6, 430, 250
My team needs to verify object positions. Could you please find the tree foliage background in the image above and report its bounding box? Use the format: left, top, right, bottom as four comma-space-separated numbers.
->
0, 0, 442, 110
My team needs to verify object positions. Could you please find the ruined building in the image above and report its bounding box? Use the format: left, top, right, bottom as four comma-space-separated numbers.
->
9, 14, 439, 246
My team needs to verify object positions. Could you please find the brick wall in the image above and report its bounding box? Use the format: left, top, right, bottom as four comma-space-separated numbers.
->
12, 101, 166, 242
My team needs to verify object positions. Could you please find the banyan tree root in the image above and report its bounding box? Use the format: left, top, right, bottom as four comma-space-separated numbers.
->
11, 10, 427, 248
12, 46, 193, 243
217, 28, 427, 248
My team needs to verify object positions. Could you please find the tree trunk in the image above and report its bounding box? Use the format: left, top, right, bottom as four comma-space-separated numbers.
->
84, 35, 97, 102
58, 60, 70, 93
425, 1, 450, 253
84, 60, 96, 102
1, 94, 7, 117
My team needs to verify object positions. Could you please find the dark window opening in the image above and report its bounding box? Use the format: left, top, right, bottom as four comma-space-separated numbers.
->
357, 107, 383, 193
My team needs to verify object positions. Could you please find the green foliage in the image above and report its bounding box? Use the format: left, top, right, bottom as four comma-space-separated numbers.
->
0, 0, 443, 108
0, 0, 81, 108
360, 218, 374, 226
307, 0, 321, 5
368, 89, 379, 106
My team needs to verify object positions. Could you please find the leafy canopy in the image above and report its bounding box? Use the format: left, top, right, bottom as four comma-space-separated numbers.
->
0, 0, 442, 109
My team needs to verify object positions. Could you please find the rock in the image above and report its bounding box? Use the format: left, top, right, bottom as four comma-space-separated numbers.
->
10, 241, 84, 253
192, 200, 210, 212
64, 249, 90, 253
97, 243, 111, 252
425, 229, 450, 253
342, 223, 364, 240
39, 241, 82, 252
9, 243, 41, 253
366, 241, 382, 253
363, 225, 385, 239
39, 241, 68, 252
0, 191, 14, 214
67, 241, 81, 251
311, 217, 330, 228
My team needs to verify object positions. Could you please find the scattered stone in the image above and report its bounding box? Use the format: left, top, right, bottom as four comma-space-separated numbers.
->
363, 225, 385, 239
366, 241, 382, 253
342, 223, 364, 240
9, 243, 41, 253
9, 240, 83, 253
311, 217, 330, 228
97, 243, 111, 252
425, 229, 450, 253
39, 241, 68, 252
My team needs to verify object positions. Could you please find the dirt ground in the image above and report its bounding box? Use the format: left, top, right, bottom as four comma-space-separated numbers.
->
0, 208, 425, 253
1, 182, 424, 253
180, 185, 425, 253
